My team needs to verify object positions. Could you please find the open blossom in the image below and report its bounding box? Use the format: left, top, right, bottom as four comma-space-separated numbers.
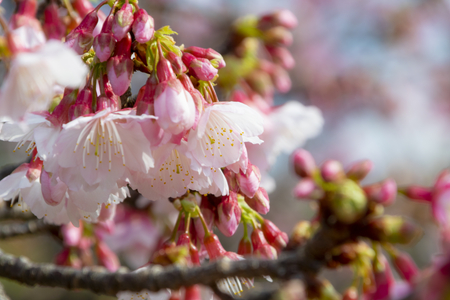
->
187, 101, 264, 170
0, 40, 88, 122
52, 108, 156, 191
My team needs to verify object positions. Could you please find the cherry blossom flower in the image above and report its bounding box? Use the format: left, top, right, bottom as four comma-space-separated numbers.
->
0, 40, 88, 122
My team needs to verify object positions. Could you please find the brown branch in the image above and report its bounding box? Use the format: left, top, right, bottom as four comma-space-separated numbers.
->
0, 219, 59, 239
0, 207, 35, 221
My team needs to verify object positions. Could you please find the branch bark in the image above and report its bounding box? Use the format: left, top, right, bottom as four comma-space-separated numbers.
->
0, 220, 58, 239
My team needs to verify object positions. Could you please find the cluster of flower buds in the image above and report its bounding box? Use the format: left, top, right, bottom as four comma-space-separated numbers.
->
290, 149, 422, 299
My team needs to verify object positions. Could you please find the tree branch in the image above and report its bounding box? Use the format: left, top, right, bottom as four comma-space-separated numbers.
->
0, 219, 59, 239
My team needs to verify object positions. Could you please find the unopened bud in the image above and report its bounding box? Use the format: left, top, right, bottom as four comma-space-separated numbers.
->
403, 186, 432, 202
204, 233, 226, 260
69, 88, 93, 120
107, 35, 133, 96
271, 65, 291, 93
292, 149, 316, 177
263, 26, 293, 46
184, 46, 226, 69
40, 170, 65, 206
366, 216, 422, 244
65, 10, 99, 54
237, 235, 252, 256
93, 33, 115, 62
43, 3, 66, 40
244, 187, 270, 215
96, 241, 120, 271
236, 162, 261, 198
293, 178, 317, 199
251, 228, 277, 259
391, 251, 419, 284
266, 46, 295, 69
132, 9, 154, 43
167, 52, 186, 74
259, 10, 298, 29
327, 179, 367, 224
288, 221, 312, 249
61, 223, 83, 247
223, 168, 239, 193
112, 3, 134, 41
157, 48, 176, 82
342, 287, 358, 300
363, 179, 397, 206
184, 285, 202, 300
346, 159, 373, 181
262, 220, 288, 252
246, 70, 274, 99
321, 160, 345, 182
216, 192, 241, 237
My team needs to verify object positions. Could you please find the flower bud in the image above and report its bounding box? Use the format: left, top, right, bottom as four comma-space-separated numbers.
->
326, 179, 368, 224
403, 186, 432, 202
366, 216, 422, 244
167, 52, 187, 75
61, 223, 83, 247
251, 228, 277, 260
216, 192, 241, 237
96, 241, 120, 271
237, 235, 252, 256
112, 3, 134, 41
391, 251, 419, 284
263, 26, 293, 46
65, 10, 99, 54
184, 285, 202, 300
363, 179, 397, 206
342, 287, 358, 300
293, 178, 316, 199
184, 46, 226, 69
223, 168, 239, 193
157, 47, 176, 82
94, 27, 115, 62
69, 88, 93, 120
107, 34, 133, 96
236, 162, 261, 198
288, 221, 312, 249
365, 256, 394, 299
265, 46, 295, 69
132, 9, 154, 43
346, 159, 373, 181
204, 233, 226, 260
292, 149, 316, 177
270, 65, 291, 93
43, 3, 66, 40
244, 187, 270, 215
321, 160, 345, 182
262, 220, 288, 252
259, 10, 298, 29
189, 58, 218, 81
245, 70, 274, 99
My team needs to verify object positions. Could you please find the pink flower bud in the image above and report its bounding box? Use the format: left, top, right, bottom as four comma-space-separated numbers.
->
17, 0, 37, 17
189, 58, 218, 81
223, 168, 239, 193
167, 52, 187, 74
65, 10, 99, 54
270, 65, 291, 93
251, 228, 277, 259
107, 35, 133, 96
97, 74, 120, 111
43, 3, 66, 40
236, 162, 261, 198
391, 252, 418, 284
346, 159, 373, 181
96, 241, 120, 271
176, 232, 191, 246
98, 203, 117, 222
293, 178, 316, 199
204, 234, 226, 260
72, 0, 94, 18
244, 187, 270, 215
263, 26, 293, 46
132, 9, 154, 43
265, 46, 295, 69
363, 179, 397, 206
259, 10, 298, 29
261, 220, 288, 251
246, 70, 274, 100
237, 235, 252, 256
292, 149, 316, 177
94, 33, 115, 62
184, 46, 226, 69
404, 186, 432, 202
216, 192, 241, 237
40, 170, 65, 206
61, 223, 83, 247
55, 248, 70, 266
184, 285, 202, 300
365, 256, 394, 300
321, 160, 345, 182
69, 88, 93, 120
112, 3, 134, 41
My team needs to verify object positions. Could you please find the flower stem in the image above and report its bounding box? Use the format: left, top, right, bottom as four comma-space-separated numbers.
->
196, 206, 211, 237
170, 211, 183, 243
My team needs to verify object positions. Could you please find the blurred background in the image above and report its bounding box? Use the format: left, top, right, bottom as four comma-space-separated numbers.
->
1, 0, 450, 298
